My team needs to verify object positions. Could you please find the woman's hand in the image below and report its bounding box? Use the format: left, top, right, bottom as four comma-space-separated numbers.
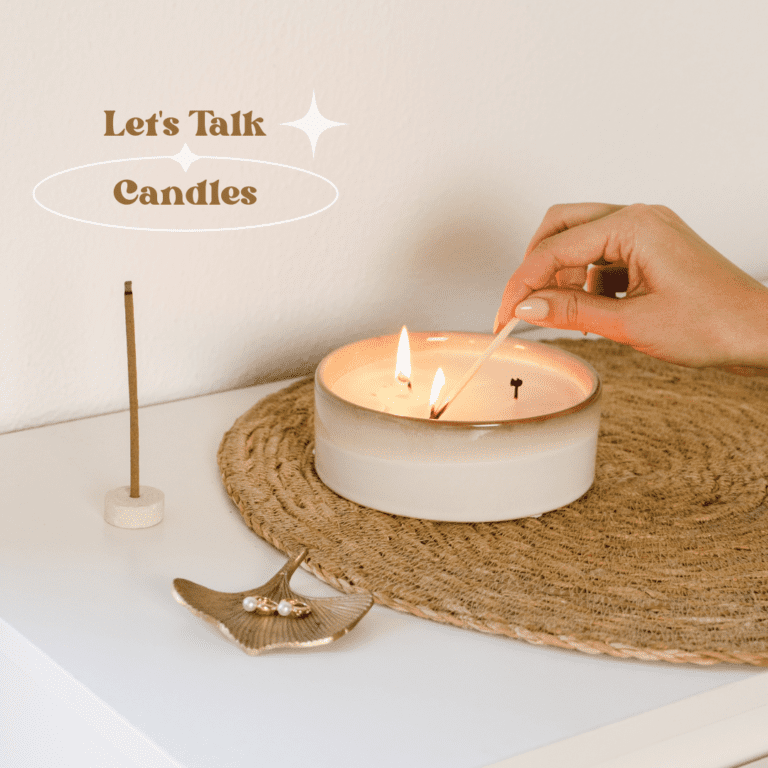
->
494, 203, 768, 370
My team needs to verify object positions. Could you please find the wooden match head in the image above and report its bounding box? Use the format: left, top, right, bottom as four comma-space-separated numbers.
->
124, 281, 132, 294
429, 402, 448, 420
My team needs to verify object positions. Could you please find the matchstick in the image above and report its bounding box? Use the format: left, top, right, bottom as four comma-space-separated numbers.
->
430, 318, 521, 420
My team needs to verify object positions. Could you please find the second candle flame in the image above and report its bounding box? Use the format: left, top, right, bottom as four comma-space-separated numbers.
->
429, 367, 445, 408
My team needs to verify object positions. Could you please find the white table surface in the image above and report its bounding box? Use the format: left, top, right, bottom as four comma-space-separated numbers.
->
1, 343, 765, 768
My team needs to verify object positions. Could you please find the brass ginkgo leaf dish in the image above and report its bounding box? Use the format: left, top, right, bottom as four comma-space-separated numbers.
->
173, 548, 374, 655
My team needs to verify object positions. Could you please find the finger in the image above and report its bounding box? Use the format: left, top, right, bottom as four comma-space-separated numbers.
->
523, 202, 624, 259
496, 208, 634, 329
513, 288, 633, 343
556, 266, 588, 289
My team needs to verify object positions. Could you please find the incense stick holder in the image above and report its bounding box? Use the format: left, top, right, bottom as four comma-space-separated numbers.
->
104, 485, 164, 528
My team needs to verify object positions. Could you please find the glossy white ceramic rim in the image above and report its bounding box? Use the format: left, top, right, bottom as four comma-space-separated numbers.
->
315, 331, 601, 427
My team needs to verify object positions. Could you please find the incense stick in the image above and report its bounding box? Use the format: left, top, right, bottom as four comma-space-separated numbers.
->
124, 281, 140, 498
104, 281, 164, 528
430, 318, 521, 420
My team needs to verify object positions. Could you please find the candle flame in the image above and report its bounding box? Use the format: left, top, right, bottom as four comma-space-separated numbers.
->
395, 326, 411, 383
429, 367, 445, 408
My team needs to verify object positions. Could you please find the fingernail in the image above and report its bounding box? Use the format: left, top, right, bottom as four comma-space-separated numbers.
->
514, 297, 549, 321
493, 308, 501, 334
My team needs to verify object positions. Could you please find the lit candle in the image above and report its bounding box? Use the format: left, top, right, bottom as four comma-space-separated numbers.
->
315, 330, 602, 522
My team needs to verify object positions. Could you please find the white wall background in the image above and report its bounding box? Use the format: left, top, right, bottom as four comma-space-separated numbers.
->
2, 0, 767, 434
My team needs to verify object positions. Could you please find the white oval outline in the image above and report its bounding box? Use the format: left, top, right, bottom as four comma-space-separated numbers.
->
32, 153, 339, 232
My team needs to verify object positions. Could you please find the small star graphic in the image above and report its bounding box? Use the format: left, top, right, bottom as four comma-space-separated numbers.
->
170, 144, 199, 172
281, 91, 346, 157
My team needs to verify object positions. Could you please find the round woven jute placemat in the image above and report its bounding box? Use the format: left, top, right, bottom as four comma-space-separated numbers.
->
218, 339, 768, 666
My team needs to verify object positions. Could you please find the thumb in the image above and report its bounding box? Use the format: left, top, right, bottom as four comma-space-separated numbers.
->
514, 289, 629, 340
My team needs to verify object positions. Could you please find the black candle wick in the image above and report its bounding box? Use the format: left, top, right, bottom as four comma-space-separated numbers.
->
510, 378, 523, 399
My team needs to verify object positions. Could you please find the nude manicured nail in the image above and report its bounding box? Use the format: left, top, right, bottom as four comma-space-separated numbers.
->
514, 297, 549, 321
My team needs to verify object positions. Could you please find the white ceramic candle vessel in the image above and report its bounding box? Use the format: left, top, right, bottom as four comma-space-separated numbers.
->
314, 331, 601, 522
